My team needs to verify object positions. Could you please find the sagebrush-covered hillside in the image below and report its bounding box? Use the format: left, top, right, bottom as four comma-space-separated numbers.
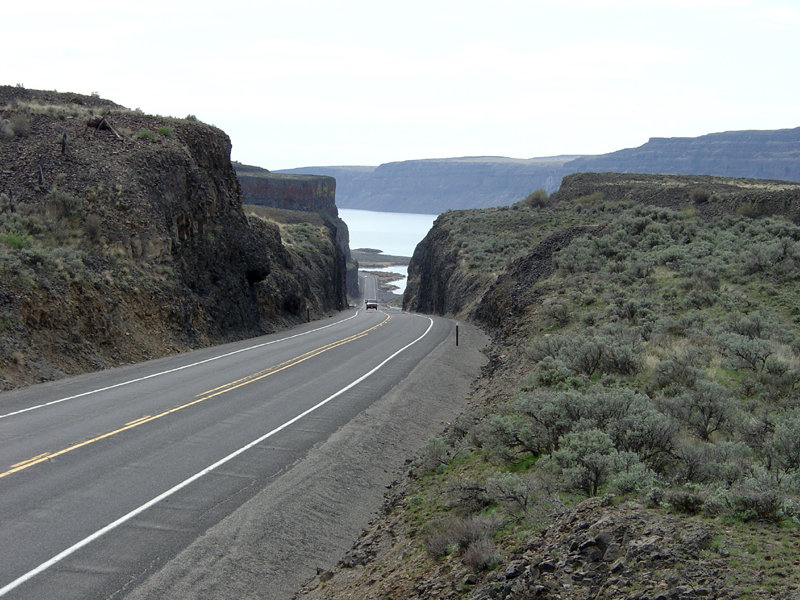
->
303, 174, 800, 600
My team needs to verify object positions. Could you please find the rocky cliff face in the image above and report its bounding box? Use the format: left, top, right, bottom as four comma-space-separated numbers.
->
403, 214, 493, 316
235, 162, 338, 217
234, 162, 359, 298
404, 172, 800, 322
550, 172, 800, 220
0, 86, 347, 389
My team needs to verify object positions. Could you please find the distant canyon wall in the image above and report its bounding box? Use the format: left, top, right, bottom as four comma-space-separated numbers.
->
278, 126, 800, 215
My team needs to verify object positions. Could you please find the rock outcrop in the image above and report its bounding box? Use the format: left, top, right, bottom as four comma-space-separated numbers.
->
0, 86, 347, 389
403, 214, 489, 317
298, 495, 741, 600
234, 162, 359, 298
550, 172, 800, 220
466, 498, 721, 600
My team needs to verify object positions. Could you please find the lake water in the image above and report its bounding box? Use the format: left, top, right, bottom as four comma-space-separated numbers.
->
339, 208, 437, 294
339, 209, 437, 258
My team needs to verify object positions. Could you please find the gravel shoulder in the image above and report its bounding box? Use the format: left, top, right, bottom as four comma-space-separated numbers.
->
122, 319, 487, 600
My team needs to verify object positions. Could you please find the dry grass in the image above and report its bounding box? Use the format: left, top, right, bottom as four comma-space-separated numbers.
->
244, 205, 325, 227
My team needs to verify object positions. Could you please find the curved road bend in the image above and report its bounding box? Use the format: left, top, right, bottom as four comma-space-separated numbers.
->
0, 307, 453, 599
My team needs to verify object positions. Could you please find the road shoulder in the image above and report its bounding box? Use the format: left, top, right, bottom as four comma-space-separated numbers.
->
123, 319, 487, 600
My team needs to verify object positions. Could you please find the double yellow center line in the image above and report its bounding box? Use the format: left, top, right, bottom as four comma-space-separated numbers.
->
1, 314, 391, 480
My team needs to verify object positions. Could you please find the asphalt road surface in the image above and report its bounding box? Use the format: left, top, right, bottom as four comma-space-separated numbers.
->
0, 305, 484, 599
361, 272, 378, 303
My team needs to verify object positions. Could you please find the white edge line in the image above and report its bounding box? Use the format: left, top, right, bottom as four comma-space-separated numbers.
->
0, 315, 435, 597
0, 312, 362, 421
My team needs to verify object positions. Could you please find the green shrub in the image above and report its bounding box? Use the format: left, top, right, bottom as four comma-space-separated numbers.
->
486, 471, 534, 515
561, 337, 603, 376
598, 330, 643, 375
48, 189, 84, 219
521, 189, 549, 209
736, 201, 758, 218
665, 488, 705, 514
718, 333, 774, 372
533, 356, 582, 388
462, 538, 502, 572
476, 414, 538, 461
85, 214, 102, 242
610, 460, 659, 495
8, 115, 30, 137
0, 232, 30, 249
138, 129, 156, 140
663, 380, 738, 441
765, 412, 800, 472
548, 429, 620, 496
526, 335, 566, 362
653, 356, 699, 394
608, 402, 677, 470
576, 192, 604, 205
423, 514, 501, 560
157, 126, 173, 138
543, 302, 571, 325
412, 436, 453, 475
690, 187, 712, 204
704, 473, 789, 523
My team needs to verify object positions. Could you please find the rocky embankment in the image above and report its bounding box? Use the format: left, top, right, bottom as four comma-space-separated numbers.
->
550, 172, 800, 221
298, 494, 742, 600
0, 86, 348, 389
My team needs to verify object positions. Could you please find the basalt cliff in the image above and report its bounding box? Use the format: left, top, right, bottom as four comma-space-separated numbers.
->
0, 86, 348, 390
234, 161, 359, 297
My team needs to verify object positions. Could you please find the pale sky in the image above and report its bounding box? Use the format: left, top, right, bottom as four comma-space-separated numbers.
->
6, 0, 799, 170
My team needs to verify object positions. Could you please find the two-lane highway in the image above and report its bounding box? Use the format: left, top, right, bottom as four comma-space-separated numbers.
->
0, 307, 451, 599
